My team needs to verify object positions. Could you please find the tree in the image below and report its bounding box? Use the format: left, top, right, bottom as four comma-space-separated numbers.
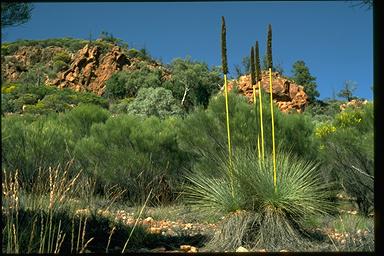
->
163, 58, 222, 111
1, 2, 33, 29
291, 60, 320, 103
337, 80, 357, 101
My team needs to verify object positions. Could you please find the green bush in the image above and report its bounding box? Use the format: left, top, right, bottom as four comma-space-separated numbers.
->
316, 103, 373, 216
74, 114, 189, 205
104, 67, 164, 100
2, 115, 75, 187
61, 104, 110, 140
126, 87, 184, 118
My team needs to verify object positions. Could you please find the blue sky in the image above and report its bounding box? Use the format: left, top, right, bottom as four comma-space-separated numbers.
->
2, 1, 373, 100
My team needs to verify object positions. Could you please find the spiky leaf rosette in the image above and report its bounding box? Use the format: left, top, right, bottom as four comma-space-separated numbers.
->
266, 24, 273, 69
255, 41, 262, 81
250, 46, 256, 85
184, 148, 335, 250
221, 16, 228, 74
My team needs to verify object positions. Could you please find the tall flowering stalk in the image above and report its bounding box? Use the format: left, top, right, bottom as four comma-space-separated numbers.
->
255, 40, 265, 160
250, 47, 261, 160
267, 24, 277, 192
221, 16, 234, 195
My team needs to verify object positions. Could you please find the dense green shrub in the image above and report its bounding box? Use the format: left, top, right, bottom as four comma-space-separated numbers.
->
2, 115, 75, 187
61, 104, 110, 140
104, 67, 164, 100
74, 114, 189, 204
125, 87, 184, 118
1, 83, 108, 114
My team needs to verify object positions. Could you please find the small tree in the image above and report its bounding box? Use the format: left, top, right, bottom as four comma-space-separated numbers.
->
291, 60, 319, 103
337, 80, 357, 101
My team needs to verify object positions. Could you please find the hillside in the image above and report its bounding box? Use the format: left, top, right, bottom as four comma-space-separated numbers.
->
1, 37, 311, 113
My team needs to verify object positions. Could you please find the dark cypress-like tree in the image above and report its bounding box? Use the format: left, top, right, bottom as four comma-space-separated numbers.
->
255, 41, 262, 81
266, 24, 273, 69
250, 46, 256, 85
221, 16, 228, 74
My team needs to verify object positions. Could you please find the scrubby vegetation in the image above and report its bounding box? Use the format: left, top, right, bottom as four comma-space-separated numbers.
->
2, 33, 374, 253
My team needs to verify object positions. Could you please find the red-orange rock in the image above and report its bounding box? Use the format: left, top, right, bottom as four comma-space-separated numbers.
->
227, 71, 308, 113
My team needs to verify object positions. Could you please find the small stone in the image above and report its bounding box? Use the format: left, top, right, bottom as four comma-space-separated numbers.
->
280, 249, 289, 252
188, 246, 198, 253
180, 245, 191, 252
340, 239, 346, 244
149, 227, 161, 234
236, 246, 248, 252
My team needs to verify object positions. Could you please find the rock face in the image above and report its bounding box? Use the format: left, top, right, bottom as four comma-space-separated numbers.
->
51, 44, 130, 95
227, 71, 308, 113
2, 46, 68, 82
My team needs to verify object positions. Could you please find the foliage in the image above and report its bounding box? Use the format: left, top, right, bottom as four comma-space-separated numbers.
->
291, 60, 319, 103
163, 58, 222, 111
1, 2, 33, 29
184, 149, 334, 251
1, 83, 108, 114
98, 31, 128, 49
1, 115, 75, 187
125, 87, 184, 118
178, 92, 318, 176
250, 47, 256, 85
1, 38, 88, 55
104, 67, 164, 100
74, 114, 189, 205
315, 103, 373, 216
61, 104, 110, 140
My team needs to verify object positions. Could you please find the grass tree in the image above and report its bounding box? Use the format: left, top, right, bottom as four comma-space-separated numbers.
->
184, 149, 335, 251
266, 24, 277, 191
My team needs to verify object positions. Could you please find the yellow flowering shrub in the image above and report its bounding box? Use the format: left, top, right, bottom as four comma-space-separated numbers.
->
335, 110, 362, 128
1, 84, 17, 94
315, 122, 337, 139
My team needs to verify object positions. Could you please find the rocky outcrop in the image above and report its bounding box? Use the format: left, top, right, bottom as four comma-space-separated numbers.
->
2, 46, 67, 81
339, 99, 368, 111
227, 71, 308, 113
51, 44, 130, 95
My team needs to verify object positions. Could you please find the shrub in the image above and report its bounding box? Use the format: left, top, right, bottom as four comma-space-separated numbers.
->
316, 103, 373, 216
2, 115, 75, 187
74, 114, 189, 205
125, 87, 184, 118
61, 104, 110, 140
104, 67, 164, 100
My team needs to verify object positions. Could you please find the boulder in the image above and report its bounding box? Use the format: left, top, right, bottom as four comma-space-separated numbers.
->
227, 71, 308, 113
